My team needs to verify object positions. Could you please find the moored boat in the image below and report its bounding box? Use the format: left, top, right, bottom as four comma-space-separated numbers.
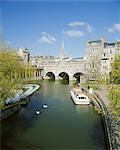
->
71, 86, 90, 105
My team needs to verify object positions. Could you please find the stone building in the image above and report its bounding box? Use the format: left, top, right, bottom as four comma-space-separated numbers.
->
18, 48, 43, 80
85, 38, 106, 80
30, 55, 55, 67
101, 42, 116, 79
85, 38, 120, 80
115, 41, 120, 54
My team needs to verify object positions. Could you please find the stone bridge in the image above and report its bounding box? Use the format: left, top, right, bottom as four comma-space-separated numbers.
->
43, 59, 86, 82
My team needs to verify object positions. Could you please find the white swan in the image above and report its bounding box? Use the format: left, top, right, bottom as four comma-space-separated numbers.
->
35, 110, 40, 115
42, 104, 48, 108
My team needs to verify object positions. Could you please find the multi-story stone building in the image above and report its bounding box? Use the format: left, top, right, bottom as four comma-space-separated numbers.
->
85, 38, 120, 80
30, 55, 55, 67
101, 42, 116, 78
115, 41, 120, 54
85, 38, 106, 80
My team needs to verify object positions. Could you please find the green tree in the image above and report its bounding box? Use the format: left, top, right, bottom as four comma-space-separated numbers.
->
108, 54, 120, 121
0, 50, 24, 108
110, 54, 120, 84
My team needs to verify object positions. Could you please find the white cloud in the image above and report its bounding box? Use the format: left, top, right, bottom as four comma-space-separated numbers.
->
85, 23, 94, 33
69, 21, 84, 27
63, 29, 84, 37
68, 21, 94, 32
38, 32, 56, 44
63, 21, 93, 38
107, 23, 120, 33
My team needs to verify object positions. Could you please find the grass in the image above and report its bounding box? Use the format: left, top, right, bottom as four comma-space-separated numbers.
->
107, 84, 120, 121
82, 81, 100, 90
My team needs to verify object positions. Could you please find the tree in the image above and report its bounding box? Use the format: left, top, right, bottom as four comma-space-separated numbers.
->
108, 54, 120, 122
110, 54, 120, 84
0, 50, 24, 108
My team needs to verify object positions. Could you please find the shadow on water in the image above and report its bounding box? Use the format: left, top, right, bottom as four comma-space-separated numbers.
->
72, 104, 107, 149
58, 79, 69, 85
41, 78, 69, 85
88, 118, 107, 149
1, 96, 45, 149
1, 80, 67, 150
1, 113, 45, 149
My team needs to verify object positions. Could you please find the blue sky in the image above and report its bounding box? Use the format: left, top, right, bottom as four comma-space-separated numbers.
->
1, 0, 120, 57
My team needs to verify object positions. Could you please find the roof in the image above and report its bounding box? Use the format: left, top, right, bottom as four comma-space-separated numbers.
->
88, 40, 101, 43
107, 43, 115, 46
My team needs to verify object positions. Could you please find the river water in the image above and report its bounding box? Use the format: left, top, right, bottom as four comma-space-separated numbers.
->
1, 80, 107, 149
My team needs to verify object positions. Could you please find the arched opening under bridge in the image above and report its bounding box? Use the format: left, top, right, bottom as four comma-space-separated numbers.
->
58, 72, 69, 81
73, 72, 84, 83
45, 72, 55, 80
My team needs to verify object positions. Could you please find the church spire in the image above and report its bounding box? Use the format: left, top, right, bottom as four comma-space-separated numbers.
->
60, 40, 65, 59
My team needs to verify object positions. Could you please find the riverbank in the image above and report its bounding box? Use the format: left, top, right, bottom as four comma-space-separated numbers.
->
0, 84, 40, 120
95, 87, 120, 150
82, 85, 119, 150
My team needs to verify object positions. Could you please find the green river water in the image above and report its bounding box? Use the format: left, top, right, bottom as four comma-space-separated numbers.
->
1, 80, 107, 149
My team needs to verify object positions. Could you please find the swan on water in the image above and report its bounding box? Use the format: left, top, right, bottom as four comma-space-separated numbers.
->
35, 110, 41, 115
42, 104, 48, 108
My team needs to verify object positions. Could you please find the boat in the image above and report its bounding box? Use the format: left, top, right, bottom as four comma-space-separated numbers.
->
42, 104, 48, 108
70, 86, 90, 105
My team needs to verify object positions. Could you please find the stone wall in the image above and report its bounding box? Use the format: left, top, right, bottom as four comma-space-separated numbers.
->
43, 59, 86, 81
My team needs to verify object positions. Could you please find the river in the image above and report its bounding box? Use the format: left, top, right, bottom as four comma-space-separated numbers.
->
1, 80, 107, 149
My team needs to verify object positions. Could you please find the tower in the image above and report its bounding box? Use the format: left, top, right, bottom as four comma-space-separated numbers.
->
18, 47, 30, 65
60, 40, 65, 59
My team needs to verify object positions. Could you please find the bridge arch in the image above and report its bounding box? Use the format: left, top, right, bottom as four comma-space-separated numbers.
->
73, 72, 84, 83
58, 72, 69, 80
45, 72, 55, 80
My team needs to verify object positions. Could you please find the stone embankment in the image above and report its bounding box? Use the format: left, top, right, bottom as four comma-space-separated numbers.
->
94, 89, 120, 150
0, 84, 40, 120
83, 86, 120, 150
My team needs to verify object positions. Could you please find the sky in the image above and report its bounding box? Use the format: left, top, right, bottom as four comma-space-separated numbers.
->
1, 0, 120, 57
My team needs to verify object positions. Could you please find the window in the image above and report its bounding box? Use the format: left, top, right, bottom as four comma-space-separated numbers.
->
79, 97, 86, 99
103, 66, 107, 70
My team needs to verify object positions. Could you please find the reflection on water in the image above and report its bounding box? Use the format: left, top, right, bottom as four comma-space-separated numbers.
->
74, 104, 90, 113
58, 79, 69, 84
1, 80, 107, 149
